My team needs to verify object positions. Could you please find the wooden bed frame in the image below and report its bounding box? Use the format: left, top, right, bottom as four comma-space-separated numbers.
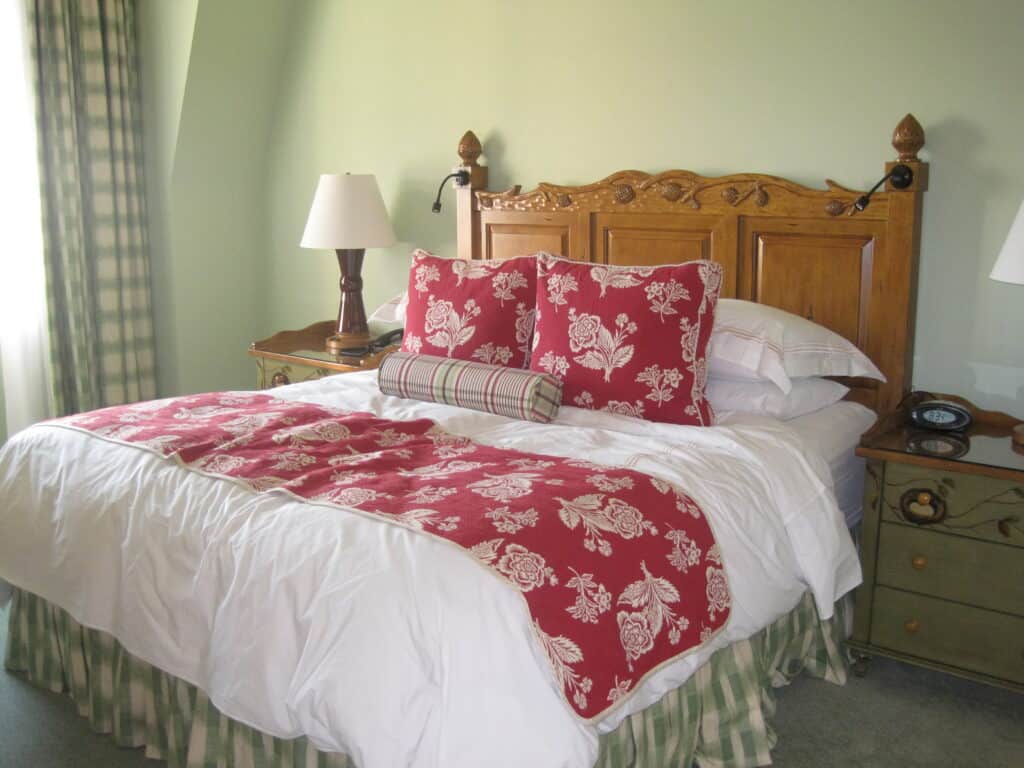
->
451, 115, 928, 415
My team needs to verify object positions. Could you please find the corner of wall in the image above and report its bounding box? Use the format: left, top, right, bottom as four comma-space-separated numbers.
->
152, 0, 300, 395
138, 0, 199, 397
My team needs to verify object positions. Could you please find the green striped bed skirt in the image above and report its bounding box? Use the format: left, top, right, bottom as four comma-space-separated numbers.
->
3, 587, 849, 767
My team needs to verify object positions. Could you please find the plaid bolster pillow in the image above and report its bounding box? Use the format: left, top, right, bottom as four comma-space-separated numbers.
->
378, 352, 563, 423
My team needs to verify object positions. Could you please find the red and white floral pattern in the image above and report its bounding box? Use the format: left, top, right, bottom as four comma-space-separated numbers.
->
529, 255, 723, 426
55, 391, 730, 721
402, 250, 537, 368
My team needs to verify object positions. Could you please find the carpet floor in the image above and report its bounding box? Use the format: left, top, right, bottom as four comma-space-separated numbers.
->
1, 601, 1022, 767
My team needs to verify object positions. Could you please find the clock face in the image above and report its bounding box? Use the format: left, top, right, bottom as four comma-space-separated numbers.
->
923, 408, 957, 425
908, 400, 972, 432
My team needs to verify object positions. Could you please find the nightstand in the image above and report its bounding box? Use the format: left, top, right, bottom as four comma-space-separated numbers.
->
248, 321, 399, 389
849, 394, 1024, 692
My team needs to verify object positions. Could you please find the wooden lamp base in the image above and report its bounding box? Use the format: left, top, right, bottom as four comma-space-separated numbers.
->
329, 247, 371, 354
325, 330, 372, 354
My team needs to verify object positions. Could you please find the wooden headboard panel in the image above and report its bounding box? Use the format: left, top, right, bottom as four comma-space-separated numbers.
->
452, 116, 928, 414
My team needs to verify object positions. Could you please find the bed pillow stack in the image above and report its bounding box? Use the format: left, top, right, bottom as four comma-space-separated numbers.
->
705, 299, 885, 419
390, 252, 884, 425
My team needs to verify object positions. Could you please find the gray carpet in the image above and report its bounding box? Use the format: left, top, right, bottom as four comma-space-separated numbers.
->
2, 601, 1022, 767
0, 600, 149, 768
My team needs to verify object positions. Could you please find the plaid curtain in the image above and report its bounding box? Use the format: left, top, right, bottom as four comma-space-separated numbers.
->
25, 0, 156, 415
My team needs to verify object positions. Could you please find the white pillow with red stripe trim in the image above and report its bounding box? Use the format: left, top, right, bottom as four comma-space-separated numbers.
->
708, 299, 884, 393
707, 376, 850, 420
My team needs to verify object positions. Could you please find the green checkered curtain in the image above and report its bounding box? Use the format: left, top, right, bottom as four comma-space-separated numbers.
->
25, 0, 156, 415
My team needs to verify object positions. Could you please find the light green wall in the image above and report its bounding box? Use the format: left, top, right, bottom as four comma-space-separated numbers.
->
138, 0, 196, 186
146, 0, 1024, 413
140, 0, 295, 395
0, 359, 7, 444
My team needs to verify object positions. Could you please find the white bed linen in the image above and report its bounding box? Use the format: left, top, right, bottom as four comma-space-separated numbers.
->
720, 402, 877, 528
0, 372, 861, 768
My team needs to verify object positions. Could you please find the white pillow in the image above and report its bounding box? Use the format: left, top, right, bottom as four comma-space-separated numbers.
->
368, 291, 407, 325
707, 376, 849, 420
707, 302, 789, 391
708, 299, 885, 393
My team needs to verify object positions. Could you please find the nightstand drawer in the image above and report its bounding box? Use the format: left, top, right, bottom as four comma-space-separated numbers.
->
876, 523, 1024, 615
257, 361, 332, 389
871, 586, 1024, 685
881, 463, 1024, 549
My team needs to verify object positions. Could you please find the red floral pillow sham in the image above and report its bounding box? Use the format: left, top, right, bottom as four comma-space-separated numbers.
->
401, 250, 537, 368
529, 255, 722, 426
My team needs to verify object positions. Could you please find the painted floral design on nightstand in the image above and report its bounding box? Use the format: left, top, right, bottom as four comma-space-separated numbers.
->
884, 474, 1024, 540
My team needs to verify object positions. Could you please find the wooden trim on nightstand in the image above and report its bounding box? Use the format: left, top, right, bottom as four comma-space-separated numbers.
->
855, 392, 1024, 483
854, 447, 1024, 484
249, 321, 399, 389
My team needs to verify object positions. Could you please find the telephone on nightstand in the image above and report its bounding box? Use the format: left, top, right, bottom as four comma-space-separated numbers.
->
335, 328, 403, 358
374, 328, 404, 348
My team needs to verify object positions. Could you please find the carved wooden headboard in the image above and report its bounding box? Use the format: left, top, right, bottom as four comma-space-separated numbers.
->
452, 115, 928, 414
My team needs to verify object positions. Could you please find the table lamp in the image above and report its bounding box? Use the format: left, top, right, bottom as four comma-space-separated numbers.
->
301, 173, 396, 353
989, 198, 1024, 448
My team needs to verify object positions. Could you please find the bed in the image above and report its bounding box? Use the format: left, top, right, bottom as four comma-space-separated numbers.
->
1, 115, 928, 767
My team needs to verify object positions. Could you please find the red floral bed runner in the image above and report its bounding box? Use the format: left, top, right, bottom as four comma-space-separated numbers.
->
54, 391, 731, 720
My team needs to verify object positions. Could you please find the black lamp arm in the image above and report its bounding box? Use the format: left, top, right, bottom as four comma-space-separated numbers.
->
431, 169, 471, 213
854, 163, 914, 212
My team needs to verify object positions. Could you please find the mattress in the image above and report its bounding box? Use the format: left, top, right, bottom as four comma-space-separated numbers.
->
722, 402, 877, 528
786, 403, 877, 528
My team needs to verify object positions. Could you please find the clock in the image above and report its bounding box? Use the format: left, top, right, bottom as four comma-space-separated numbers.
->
908, 400, 972, 432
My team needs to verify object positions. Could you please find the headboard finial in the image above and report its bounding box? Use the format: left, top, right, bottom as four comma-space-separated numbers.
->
892, 114, 925, 162
457, 131, 483, 167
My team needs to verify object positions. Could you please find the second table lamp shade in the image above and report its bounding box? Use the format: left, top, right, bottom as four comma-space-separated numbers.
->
990, 199, 1024, 286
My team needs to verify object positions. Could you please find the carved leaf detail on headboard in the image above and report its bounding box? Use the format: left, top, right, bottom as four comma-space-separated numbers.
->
721, 182, 769, 208
823, 179, 868, 217
475, 171, 879, 217
825, 200, 846, 216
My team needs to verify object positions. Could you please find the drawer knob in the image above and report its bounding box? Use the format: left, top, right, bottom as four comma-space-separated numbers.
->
900, 488, 947, 525
911, 555, 928, 571
904, 619, 921, 634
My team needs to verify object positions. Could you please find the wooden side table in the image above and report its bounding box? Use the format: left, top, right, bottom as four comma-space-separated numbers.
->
248, 321, 399, 390
849, 393, 1024, 692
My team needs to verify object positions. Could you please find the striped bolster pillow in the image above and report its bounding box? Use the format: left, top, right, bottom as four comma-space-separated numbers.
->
378, 352, 563, 423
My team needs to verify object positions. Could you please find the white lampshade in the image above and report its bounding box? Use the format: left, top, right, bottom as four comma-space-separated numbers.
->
300, 173, 396, 250
990, 199, 1024, 286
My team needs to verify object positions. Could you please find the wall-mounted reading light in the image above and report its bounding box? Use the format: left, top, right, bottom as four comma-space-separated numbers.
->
431, 169, 471, 213
854, 164, 914, 211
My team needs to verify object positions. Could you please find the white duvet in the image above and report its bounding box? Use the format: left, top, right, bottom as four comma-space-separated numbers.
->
0, 371, 860, 768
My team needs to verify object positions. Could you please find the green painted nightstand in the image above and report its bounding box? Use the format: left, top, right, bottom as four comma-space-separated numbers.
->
849, 394, 1024, 692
